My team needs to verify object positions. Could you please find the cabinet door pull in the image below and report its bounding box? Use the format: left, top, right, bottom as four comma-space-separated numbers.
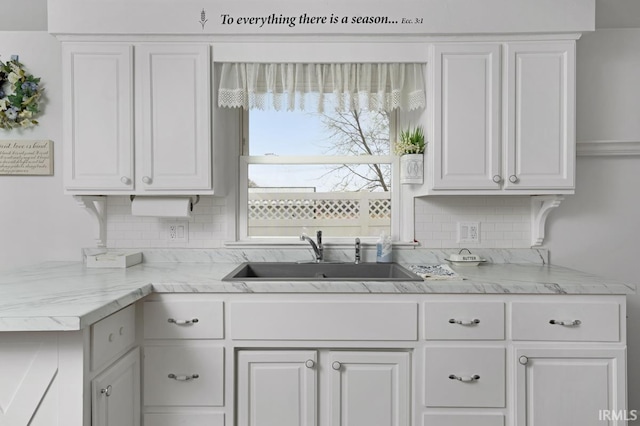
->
100, 385, 112, 397
509, 175, 519, 183
549, 319, 581, 326
168, 373, 200, 381
305, 359, 315, 368
519, 355, 529, 365
492, 175, 502, 183
142, 176, 153, 184
332, 361, 342, 371
448, 318, 480, 325
448, 374, 480, 382
167, 318, 199, 325
120, 176, 131, 185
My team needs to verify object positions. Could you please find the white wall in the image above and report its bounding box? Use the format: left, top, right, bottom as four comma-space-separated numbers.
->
0, 32, 95, 271
548, 28, 640, 411
0, 0, 47, 31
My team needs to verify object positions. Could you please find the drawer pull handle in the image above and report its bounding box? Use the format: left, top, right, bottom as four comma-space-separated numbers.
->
549, 319, 581, 326
332, 361, 342, 371
305, 359, 315, 368
449, 318, 480, 326
449, 374, 480, 382
167, 318, 199, 325
100, 385, 112, 397
519, 355, 529, 365
168, 373, 200, 381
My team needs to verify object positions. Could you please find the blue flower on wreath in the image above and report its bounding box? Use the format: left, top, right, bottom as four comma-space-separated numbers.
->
21, 81, 37, 93
5, 107, 18, 120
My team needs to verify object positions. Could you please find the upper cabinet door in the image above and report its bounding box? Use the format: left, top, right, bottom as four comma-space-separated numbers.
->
504, 42, 575, 190
136, 44, 212, 191
432, 44, 502, 190
63, 44, 133, 191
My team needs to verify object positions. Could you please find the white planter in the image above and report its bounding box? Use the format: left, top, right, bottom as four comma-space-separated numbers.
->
400, 153, 424, 184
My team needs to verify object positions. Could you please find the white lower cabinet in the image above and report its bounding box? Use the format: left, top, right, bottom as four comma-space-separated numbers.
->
237, 350, 317, 426
236, 349, 410, 426
423, 413, 504, 426
135, 294, 626, 426
330, 351, 410, 426
143, 344, 224, 407
92, 348, 141, 426
424, 347, 505, 408
143, 413, 225, 426
515, 347, 627, 426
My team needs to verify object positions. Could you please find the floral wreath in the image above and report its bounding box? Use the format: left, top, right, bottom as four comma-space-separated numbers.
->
0, 56, 43, 129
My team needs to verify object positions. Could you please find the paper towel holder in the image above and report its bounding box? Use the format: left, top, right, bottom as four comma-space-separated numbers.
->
129, 195, 200, 212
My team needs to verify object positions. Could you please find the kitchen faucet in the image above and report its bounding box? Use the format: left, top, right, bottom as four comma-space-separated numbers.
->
300, 230, 323, 263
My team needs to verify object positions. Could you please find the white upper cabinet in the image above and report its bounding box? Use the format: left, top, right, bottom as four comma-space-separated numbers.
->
504, 41, 575, 191
428, 40, 576, 195
135, 44, 211, 191
432, 44, 501, 190
63, 43, 212, 194
63, 44, 133, 191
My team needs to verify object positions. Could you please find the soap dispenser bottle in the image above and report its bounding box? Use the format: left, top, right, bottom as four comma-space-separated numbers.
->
376, 232, 392, 263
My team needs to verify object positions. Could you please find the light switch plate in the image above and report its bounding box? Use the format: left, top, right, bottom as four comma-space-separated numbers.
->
168, 221, 189, 243
457, 222, 480, 243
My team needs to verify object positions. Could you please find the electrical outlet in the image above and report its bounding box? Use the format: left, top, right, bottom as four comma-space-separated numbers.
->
167, 221, 189, 243
457, 222, 480, 243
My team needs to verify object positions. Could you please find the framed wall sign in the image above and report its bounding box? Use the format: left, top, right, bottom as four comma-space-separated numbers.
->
0, 140, 53, 175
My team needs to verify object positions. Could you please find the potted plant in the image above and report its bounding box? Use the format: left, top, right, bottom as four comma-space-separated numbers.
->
394, 125, 425, 184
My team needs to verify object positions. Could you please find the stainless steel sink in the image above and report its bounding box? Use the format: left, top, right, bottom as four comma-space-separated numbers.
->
222, 262, 422, 282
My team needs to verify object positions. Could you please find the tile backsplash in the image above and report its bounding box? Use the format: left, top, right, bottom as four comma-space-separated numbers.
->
106, 195, 532, 249
414, 196, 531, 248
106, 196, 228, 248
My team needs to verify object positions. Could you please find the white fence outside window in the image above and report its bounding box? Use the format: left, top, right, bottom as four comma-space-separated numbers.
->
247, 191, 391, 237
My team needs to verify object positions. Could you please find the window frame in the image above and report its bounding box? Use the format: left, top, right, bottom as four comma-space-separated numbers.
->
237, 109, 401, 244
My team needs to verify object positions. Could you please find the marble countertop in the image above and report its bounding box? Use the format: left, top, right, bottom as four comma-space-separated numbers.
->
0, 260, 634, 332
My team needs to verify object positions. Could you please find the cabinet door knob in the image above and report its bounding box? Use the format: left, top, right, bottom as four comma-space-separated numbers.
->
142, 176, 152, 184
549, 319, 581, 326
492, 175, 502, 183
168, 318, 199, 325
168, 373, 200, 381
305, 359, 315, 368
509, 175, 519, 183
519, 355, 529, 365
332, 361, 342, 371
120, 176, 131, 185
448, 318, 480, 326
100, 385, 112, 397
449, 374, 480, 382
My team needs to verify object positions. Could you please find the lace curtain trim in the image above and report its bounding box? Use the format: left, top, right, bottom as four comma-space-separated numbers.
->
218, 63, 426, 112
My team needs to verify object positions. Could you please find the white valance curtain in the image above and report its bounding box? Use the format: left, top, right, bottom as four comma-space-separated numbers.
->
217, 63, 426, 112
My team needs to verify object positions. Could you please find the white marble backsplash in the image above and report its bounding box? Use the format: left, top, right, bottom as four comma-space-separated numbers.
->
83, 247, 549, 265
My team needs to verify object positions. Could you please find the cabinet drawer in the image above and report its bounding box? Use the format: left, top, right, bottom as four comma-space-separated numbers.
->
143, 344, 224, 407
511, 301, 620, 342
424, 302, 504, 340
144, 413, 224, 426
91, 305, 136, 371
143, 300, 223, 339
230, 301, 417, 341
423, 414, 504, 426
424, 347, 505, 407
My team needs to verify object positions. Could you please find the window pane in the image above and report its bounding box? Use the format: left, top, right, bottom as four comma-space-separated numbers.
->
249, 109, 391, 156
248, 164, 391, 238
